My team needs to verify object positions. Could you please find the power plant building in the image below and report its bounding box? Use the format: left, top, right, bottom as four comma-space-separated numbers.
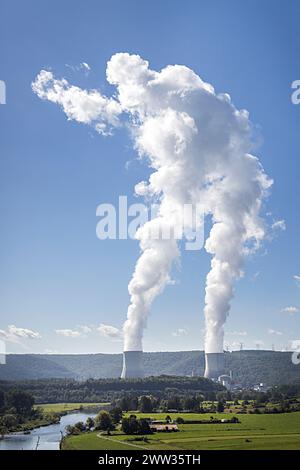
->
121, 350, 144, 378
204, 352, 225, 380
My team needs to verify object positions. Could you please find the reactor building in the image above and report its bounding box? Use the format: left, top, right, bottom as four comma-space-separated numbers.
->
121, 350, 144, 378
204, 352, 225, 380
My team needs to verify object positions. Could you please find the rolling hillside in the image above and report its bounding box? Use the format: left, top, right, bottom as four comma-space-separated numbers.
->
0, 350, 299, 386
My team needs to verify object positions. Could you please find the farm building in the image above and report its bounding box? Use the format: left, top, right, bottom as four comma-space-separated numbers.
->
150, 423, 179, 432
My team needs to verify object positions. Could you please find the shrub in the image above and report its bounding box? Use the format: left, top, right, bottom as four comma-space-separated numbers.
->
176, 417, 185, 424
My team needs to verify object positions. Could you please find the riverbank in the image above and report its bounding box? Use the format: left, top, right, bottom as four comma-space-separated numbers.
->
10, 415, 60, 434
0, 410, 98, 450
1, 402, 109, 437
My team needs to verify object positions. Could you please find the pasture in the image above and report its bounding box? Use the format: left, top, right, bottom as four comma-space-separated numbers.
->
35, 402, 109, 414
62, 411, 300, 450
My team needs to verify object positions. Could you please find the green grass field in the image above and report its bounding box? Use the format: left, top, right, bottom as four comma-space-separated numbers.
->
35, 402, 110, 414
62, 411, 300, 450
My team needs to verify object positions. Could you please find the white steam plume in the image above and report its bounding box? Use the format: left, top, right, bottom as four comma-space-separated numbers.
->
32, 53, 272, 353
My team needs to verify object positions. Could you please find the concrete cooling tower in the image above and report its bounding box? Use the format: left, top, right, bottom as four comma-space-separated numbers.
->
204, 352, 225, 379
121, 350, 144, 379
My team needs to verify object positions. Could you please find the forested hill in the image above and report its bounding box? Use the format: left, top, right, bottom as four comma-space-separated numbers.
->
0, 350, 299, 386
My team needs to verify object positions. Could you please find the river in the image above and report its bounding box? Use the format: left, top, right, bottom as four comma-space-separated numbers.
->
0, 411, 97, 450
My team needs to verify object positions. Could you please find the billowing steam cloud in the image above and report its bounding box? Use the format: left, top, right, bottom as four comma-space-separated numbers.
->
32, 53, 272, 353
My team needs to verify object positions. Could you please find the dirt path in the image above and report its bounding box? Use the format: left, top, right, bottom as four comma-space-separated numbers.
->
97, 433, 150, 450
163, 432, 300, 443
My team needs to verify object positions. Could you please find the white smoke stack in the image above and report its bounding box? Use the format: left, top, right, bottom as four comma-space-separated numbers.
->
32, 53, 273, 358
121, 350, 143, 378
204, 352, 225, 379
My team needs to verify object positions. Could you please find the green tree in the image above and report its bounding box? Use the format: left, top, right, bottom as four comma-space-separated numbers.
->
110, 407, 122, 424
86, 417, 94, 430
217, 401, 224, 413
0, 425, 8, 438
74, 421, 86, 432
176, 416, 184, 424
6, 390, 34, 417
128, 415, 139, 434
121, 416, 150, 435
119, 397, 130, 412
167, 395, 181, 410
121, 415, 139, 435
65, 424, 80, 435
130, 396, 138, 411
216, 391, 227, 402
138, 419, 152, 435
139, 396, 153, 413
94, 411, 114, 434
1, 414, 18, 430
183, 396, 197, 411
121, 417, 131, 434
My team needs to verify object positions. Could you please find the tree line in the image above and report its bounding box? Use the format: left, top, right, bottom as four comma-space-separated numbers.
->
65, 408, 153, 437
0, 376, 223, 404
0, 389, 37, 435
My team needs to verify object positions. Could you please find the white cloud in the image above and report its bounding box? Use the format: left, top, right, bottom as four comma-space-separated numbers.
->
78, 325, 93, 334
55, 329, 82, 338
32, 53, 275, 353
268, 328, 283, 336
32, 70, 121, 135
0, 325, 41, 343
97, 323, 122, 339
54, 325, 93, 338
281, 306, 299, 314
65, 62, 91, 75
172, 328, 188, 337
294, 275, 300, 287
271, 219, 286, 231
81, 62, 91, 73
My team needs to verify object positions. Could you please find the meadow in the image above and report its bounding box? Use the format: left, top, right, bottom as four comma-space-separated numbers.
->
62, 411, 300, 450
35, 403, 109, 414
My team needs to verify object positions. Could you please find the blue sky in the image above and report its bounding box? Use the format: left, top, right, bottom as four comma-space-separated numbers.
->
0, 0, 299, 354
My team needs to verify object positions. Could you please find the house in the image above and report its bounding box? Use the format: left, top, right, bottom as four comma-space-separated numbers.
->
150, 423, 179, 432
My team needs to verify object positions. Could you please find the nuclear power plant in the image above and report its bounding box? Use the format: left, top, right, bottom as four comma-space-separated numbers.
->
34, 54, 270, 391
121, 350, 144, 379
120, 350, 226, 380
204, 352, 225, 380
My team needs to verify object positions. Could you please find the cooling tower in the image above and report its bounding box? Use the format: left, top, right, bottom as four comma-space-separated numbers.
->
121, 350, 144, 378
204, 352, 225, 379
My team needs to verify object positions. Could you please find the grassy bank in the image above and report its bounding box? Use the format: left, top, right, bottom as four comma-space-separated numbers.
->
35, 402, 110, 414
7, 402, 110, 434
4, 413, 61, 434
62, 411, 300, 450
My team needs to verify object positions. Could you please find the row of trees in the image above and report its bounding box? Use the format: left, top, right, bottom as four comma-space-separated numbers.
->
121, 416, 151, 435
115, 393, 226, 413
114, 391, 300, 415
66, 408, 122, 436
0, 376, 222, 404
66, 408, 152, 437
0, 389, 35, 435
0, 389, 34, 416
